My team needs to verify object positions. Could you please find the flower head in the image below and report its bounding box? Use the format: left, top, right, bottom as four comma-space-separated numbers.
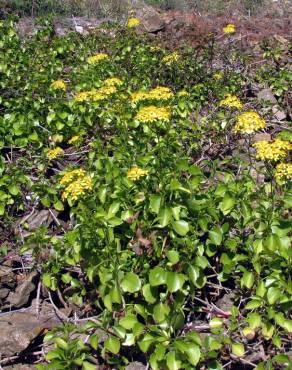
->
150, 46, 162, 52
131, 86, 174, 103
135, 106, 171, 123
103, 77, 123, 87
68, 135, 81, 145
60, 169, 92, 201
127, 17, 140, 28
162, 52, 180, 65
127, 167, 148, 181
74, 86, 117, 103
253, 139, 291, 161
213, 72, 223, 80
177, 90, 190, 97
219, 94, 243, 109
87, 53, 109, 65
46, 147, 64, 160
223, 24, 236, 34
234, 111, 266, 134
51, 80, 66, 90
275, 163, 292, 183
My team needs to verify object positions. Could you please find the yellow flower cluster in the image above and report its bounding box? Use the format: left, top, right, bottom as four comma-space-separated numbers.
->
150, 46, 162, 52
177, 90, 190, 97
135, 106, 171, 123
74, 86, 117, 102
127, 17, 140, 28
219, 94, 243, 109
234, 111, 266, 134
127, 167, 149, 181
87, 53, 109, 65
275, 163, 292, 183
162, 52, 180, 65
68, 135, 80, 145
213, 72, 223, 80
103, 77, 123, 87
253, 139, 291, 161
51, 80, 67, 90
60, 169, 92, 201
46, 147, 64, 160
223, 24, 236, 34
131, 86, 174, 103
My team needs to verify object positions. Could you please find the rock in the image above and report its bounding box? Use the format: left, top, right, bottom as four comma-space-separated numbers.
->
216, 292, 235, 312
5, 365, 35, 370
253, 133, 272, 142
6, 272, 38, 308
0, 304, 60, 357
137, 6, 165, 33
257, 88, 277, 104
16, 18, 35, 38
0, 287, 10, 299
272, 106, 286, 121
126, 362, 146, 370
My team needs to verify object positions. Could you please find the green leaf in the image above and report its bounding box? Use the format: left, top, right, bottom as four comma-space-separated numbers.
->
172, 220, 189, 236
209, 317, 224, 329
153, 302, 170, 323
158, 207, 172, 227
82, 362, 97, 370
241, 271, 254, 289
108, 201, 120, 217
166, 250, 180, 264
120, 272, 141, 293
119, 314, 138, 330
104, 336, 120, 354
54, 200, 64, 211
138, 333, 156, 353
267, 287, 281, 305
184, 343, 201, 366
8, 184, 19, 195
219, 194, 235, 215
264, 234, 280, 252
245, 299, 262, 309
150, 195, 162, 214
166, 351, 182, 370
149, 267, 166, 286
89, 333, 98, 350
142, 284, 157, 303
232, 342, 245, 357
209, 226, 223, 246
54, 338, 68, 350
166, 272, 186, 293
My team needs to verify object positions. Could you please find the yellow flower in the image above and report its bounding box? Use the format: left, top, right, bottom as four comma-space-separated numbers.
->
213, 72, 223, 80
60, 169, 92, 201
234, 111, 266, 134
150, 46, 162, 52
177, 90, 190, 97
74, 86, 117, 102
46, 147, 64, 160
162, 52, 180, 65
127, 17, 140, 28
127, 167, 148, 181
275, 163, 292, 183
103, 77, 123, 87
219, 94, 243, 109
135, 106, 171, 123
68, 135, 80, 145
223, 24, 236, 34
131, 86, 174, 103
87, 53, 109, 65
51, 80, 66, 90
253, 139, 291, 161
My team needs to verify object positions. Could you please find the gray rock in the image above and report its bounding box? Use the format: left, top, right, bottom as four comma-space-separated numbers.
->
126, 362, 146, 370
0, 287, 10, 299
6, 272, 38, 308
257, 88, 277, 104
253, 133, 272, 142
137, 6, 165, 33
272, 106, 287, 121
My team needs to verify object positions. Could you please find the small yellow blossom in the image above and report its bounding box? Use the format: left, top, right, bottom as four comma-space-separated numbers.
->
60, 169, 92, 201
253, 139, 292, 161
135, 106, 171, 123
74, 86, 117, 103
234, 111, 266, 134
87, 53, 109, 65
127, 17, 140, 28
150, 46, 162, 52
51, 80, 67, 90
46, 147, 64, 160
275, 163, 292, 183
177, 90, 190, 97
131, 86, 174, 103
162, 52, 180, 65
127, 167, 149, 181
223, 24, 236, 34
103, 77, 123, 87
213, 72, 223, 80
219, 94, 243, 109
68, 135, 80, 145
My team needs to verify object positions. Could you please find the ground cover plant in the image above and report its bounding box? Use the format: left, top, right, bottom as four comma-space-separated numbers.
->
0, 14, 291, 370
